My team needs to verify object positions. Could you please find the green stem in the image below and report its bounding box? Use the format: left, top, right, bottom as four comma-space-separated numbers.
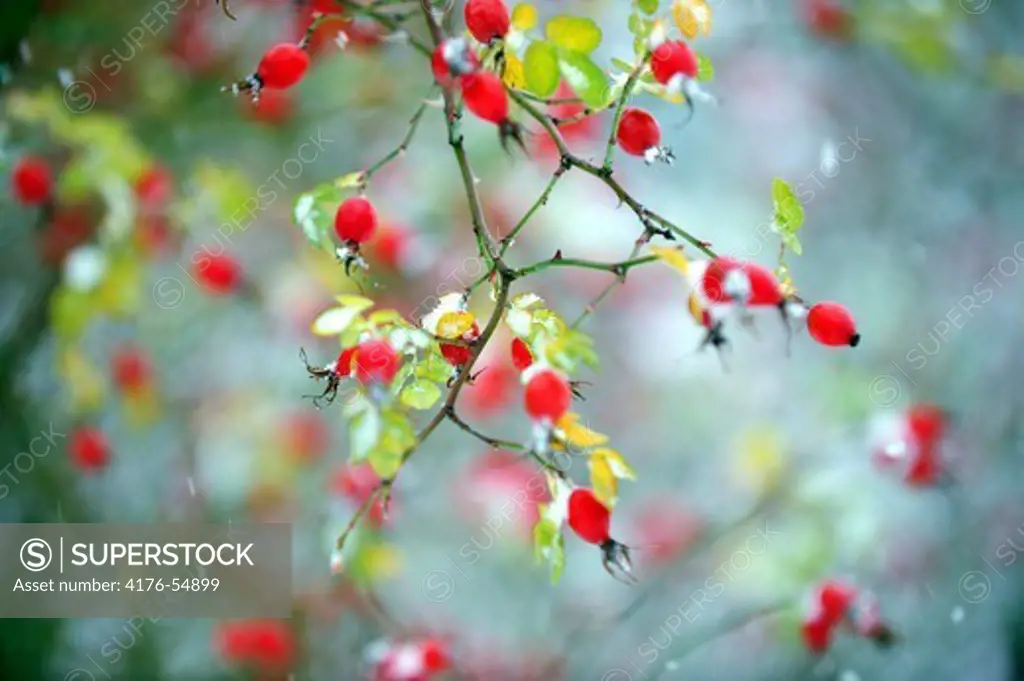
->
446, 408, 525, 450
359, 91, 435, 188
498, 164, 569, 257
514, 254, 657, 279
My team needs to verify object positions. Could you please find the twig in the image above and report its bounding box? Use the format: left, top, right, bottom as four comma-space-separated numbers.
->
359, 89, 436, 188
514, 254, 658, 279
498, 161, 569, 257
445, 407, 525, 450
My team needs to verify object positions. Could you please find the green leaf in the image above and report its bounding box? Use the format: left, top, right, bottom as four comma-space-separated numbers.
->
546, 16, 602, 54
533, 516, 565, 582
348, 402, 382, 462
367, 410, 416, 479
556, 50, 610, 109
697, 53, 714, 82
781, 232, 802, 256
771, 178, 805, 236
549, 532, 565, 583
637, 0, 659, 14
400, 380, 442, 410
294, 181, 345, 250
415, 349, 455, 383
523, 40, 561, 99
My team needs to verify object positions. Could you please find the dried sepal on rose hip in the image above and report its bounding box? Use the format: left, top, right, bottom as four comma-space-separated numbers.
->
464, 0, 511, 44
299, 345, 357, 408
567, 488, 637, 584
458, 71, 526, 153
616, 108, 675, 165
222, 42, 310, 105
334, 196, 378, 275
432, 37, 480, 88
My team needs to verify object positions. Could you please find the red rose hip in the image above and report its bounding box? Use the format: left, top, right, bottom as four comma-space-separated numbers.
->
464, 0, 510, 43
335, 197, 378, 245
523, 369, 572, 423
807, 301, 859, 347
12, 156, 52, 206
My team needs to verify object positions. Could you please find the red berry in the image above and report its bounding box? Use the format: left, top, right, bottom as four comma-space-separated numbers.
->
801, 617, 833, 654
906, 403, 947, 446
280, 411, 328, 461
464, 0, 510, 43
243, 88, 294, 125
352, 339, 402, 386
332, 462, 387, 526
335, 346, 358, 378
803, 0, 852, 39
193, 253, 241, 294
651, 40, 698, 87
12, 156, 52, 206
567, 488, 611, 545
510, 338, 533, 371
741, 262, 784, 306
216, 620, 294, 670
432, 38, 479, 88
807, 301, 859, 347
699, 257, 744, 304
420, 639, 451, 673
459, 71, 509, 125
523, 369, 572, 423
111, 345, 151, 393
367, 224, 408, 271
441, 322, 480, 367
69, 427, 109, 471
134, 165, 173, 210
335, 197, 378, 244
818, 580, 857, 624
257, 43, 310, 89
616, 108, 661, 157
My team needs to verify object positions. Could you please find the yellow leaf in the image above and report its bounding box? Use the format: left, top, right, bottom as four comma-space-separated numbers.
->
363, 542, 403, 579
512, 3, 538, 31
650, 246, 689, 276
59, 348, 105, 414
555, 413, 609, 449
589, 454, 617, 506
672, 0, 712, 40
436, 310, 475, 339
503, 53, 526, 89
734, 426, 785, 493
123, 386, 161, 428
687, 292, 706, 327
592, 447, 637, 480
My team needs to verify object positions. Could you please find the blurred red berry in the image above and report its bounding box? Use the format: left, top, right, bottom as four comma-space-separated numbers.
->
510, 338, 533, 371
803, 0, 852, 39
459, 71, 509, 125
464, 0, 510, 43
216, 619, 294, 671
12, 156, 52, 205
367, 224, 410, 271
461, 362, 517, 418
193, 253, 242, 295
111, 345, 152, 393
280, 411, 328, 461
134, 165, 173, 211
807, 301, 860, 347
69, 427, 110, 471
244, 88, 294, 125
332, 462, 387, 526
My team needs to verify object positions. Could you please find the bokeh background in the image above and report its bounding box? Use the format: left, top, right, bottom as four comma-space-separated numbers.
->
2, 0, 1024, 679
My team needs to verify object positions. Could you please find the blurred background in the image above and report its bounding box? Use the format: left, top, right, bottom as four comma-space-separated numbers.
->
2, 0, 1024, 679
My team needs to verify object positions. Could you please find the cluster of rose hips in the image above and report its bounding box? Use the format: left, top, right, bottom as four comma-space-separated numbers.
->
431, 0, 527, 151
685, 255, 859, 358
615, 39, 705, 164
215, 619, 294, 672
801, 579, 898, 654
